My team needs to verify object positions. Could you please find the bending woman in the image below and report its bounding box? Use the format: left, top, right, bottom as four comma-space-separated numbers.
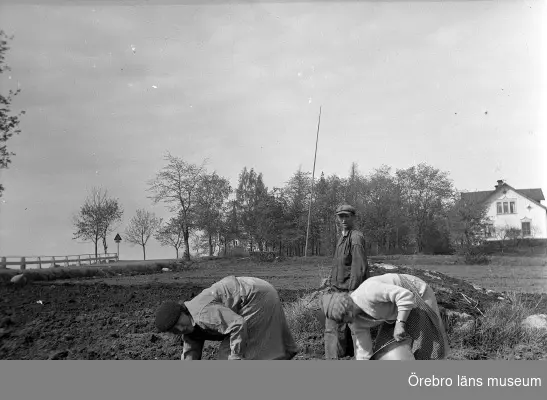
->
155, 276, 299, 360
322, 273, 450, 360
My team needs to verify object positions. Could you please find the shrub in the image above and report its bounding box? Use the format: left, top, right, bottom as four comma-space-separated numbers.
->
457, 246, 490, 265
249, 251, 278, 263
449, 292, 547, 359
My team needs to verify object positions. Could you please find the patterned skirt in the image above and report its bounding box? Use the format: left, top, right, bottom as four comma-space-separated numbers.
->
372, 275, 450, 360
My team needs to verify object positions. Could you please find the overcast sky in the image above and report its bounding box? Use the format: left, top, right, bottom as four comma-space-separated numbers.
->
0, 0, 545, 261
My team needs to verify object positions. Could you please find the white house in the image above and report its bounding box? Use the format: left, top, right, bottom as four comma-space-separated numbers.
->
461, 180, 547, 240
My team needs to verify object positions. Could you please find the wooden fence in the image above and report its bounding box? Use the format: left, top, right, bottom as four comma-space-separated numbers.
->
0, 253, 119, 270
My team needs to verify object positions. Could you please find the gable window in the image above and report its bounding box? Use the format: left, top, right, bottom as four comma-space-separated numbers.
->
496, 201, 516, 214
521, 222, 531, 236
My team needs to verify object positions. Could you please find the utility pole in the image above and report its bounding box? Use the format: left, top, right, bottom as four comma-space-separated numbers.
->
304, 106, 322, 258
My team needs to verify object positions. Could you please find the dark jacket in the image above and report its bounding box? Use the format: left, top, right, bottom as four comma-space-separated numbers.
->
328, 229, 370, 292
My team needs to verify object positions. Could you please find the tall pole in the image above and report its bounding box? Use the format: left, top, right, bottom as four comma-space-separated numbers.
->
305, 106, 322, 257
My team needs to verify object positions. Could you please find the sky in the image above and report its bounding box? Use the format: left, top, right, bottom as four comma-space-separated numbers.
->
0, 0, 545, 261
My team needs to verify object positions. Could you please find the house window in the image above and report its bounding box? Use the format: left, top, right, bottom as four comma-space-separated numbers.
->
521, 222, 531, 236
496, 201, 516, 214
485, 224, 493, 238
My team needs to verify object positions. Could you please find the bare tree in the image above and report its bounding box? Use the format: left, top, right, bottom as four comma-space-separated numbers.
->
72, 187, 124, 259
154, 213, 185, 258
124, 209, 162, 260
147, 153, 208, 261
529, 224, 541, 239
491, 224, 521, 253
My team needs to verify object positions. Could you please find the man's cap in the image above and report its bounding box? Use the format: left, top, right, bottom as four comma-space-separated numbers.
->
335, 204, 356, 215
155, 301, 184, 332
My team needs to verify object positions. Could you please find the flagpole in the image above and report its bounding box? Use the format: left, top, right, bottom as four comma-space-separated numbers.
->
304, 106, 322, 258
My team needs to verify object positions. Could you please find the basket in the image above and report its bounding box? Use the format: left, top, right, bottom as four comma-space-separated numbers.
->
371, 337, 414, 360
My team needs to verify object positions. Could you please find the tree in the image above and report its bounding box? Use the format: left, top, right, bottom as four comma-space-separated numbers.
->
99, 197, 124, 254
395, 163, 455, 252
72, 187, 124, 259
1, 31, 26, 198
195, 172, 232, 256
155, 213, 185, 258
256, 190, 287, 253
124, 208, 162, 260
190, 231, 207, 256
147, 153, 207, 261
309, 172, 329, 255
235, 167, 269, 252
313, 172, 345, 256
361, 166, 399, 253
344, 161, 365, 208
448, 194, 490, 251
283, 167, 311, 256
219, 199, 242, 255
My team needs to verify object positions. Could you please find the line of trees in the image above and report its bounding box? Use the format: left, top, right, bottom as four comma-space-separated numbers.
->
71, 153, 491, 261
143, 155, 491, 260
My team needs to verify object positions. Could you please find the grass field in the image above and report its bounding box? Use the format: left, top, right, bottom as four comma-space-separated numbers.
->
84, 256, 333, 291
370, 255, 547, 294
90, 254, 547, 294
400, 264, 546, 294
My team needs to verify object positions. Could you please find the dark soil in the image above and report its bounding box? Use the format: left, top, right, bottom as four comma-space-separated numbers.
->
0, 280, 309, 360
1, 263, 544, 360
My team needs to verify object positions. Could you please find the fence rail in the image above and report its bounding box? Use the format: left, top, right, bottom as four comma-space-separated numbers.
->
0, 253, 119, 270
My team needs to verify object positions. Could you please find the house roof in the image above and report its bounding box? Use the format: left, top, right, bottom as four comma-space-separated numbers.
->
515, 188, 545, 202
461, 183, 547, 211
460, 191, 493, 203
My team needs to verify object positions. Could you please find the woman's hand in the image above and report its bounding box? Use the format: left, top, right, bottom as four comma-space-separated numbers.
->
393, 321, 407, 341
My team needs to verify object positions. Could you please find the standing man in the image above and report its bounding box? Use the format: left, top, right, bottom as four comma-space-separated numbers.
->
322, 204, 370, 359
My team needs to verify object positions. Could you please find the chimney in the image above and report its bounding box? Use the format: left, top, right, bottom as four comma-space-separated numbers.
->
495, 179, 504, 189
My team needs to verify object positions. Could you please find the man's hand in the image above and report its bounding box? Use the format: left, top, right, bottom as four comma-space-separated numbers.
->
228, 354, 244, 360
393, 321, 407, 342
